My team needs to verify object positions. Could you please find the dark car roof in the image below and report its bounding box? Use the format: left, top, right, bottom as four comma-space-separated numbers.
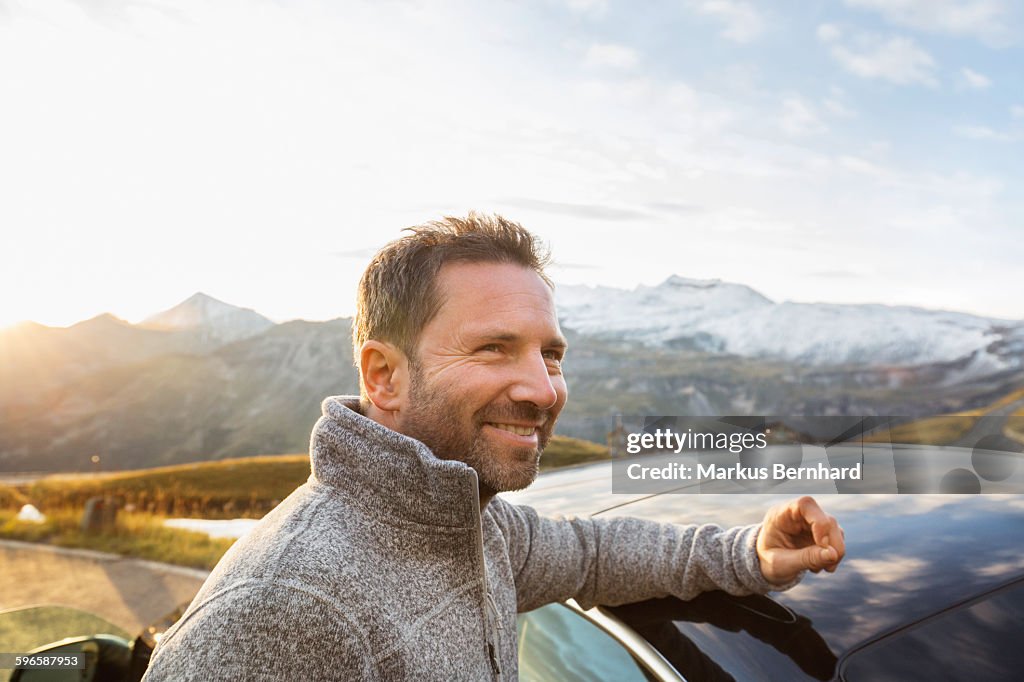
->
503, 461, 1024, 681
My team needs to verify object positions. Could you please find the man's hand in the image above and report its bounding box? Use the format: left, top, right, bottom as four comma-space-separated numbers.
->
756, 496, 845, 586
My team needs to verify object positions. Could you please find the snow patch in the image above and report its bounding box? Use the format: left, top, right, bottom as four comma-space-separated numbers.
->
556, 276, 1022, 367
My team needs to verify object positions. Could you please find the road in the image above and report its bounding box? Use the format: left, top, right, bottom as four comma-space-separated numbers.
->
0, 540, 207, 634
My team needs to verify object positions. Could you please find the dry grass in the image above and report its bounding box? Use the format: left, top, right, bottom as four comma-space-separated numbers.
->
0, 508, 234, 570
863, 416, 979, 445
862, 384, 1024, 446
1007, 408, 1024, 444
1, 436, 609, 569
21, 454, 312, 518
540, 435, 610, 470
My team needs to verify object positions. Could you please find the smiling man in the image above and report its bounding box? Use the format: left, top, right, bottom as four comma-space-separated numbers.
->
144, 213, 844, 681
361, 258, 567, 501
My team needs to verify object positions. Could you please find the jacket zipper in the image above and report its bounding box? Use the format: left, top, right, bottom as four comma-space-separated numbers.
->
472, 481, 502, 680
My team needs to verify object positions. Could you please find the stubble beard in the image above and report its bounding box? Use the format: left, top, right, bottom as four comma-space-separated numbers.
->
403, 365, 553, 495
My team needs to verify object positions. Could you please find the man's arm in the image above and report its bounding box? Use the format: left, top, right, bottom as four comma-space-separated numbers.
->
489, 495, 844, 613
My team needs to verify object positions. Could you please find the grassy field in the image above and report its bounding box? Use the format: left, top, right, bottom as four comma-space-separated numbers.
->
12, 435, 609, 518
863, 415, 980, 445
984, 386, 1024, 412
20, 455, 312, 519
0, 508, 234, 569
539, 435, 610, 470
0, 484, 27, 509
0, 434, 610, 568
1008, 408, 1024, 443
862, 385, 1024, 445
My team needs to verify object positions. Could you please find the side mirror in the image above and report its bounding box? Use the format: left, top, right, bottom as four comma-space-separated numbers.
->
11, 634, 131, 682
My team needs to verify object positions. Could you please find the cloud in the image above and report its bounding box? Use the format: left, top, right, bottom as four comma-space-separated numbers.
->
823, 97, 857, 118
495, 198, 648, 221
688, 0, 765, 43
1012, 105, 1024, 118
958, 66, 992, 89
822, 86, 858, 118
953, 124, 1018, 141
807, 269, 865, 279
822, 32, 938, 87
564, 0, 609, 17
584, 42, 640, 69
844, 0, 1018, 46
816, 23, 842, 42
575, 77, 739, 137
647, 201, 704, 216
780, 96, 828, 136
331, 248, 381, 259
548, 261, 600, 270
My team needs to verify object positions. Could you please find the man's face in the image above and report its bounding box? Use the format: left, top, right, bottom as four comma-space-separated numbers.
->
396, 261, 568, 495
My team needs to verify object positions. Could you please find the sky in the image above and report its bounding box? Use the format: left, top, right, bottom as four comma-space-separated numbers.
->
1, 0, 1022, 328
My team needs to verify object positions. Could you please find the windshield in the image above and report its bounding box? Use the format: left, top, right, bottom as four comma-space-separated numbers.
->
0, 606, 129, 682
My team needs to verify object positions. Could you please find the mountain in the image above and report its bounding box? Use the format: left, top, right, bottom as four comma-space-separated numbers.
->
0, 314, 196, 401
141, 292, 274, 344
556, 276, 1023, 372
0, 293, 273, 405
1, 283, 1021, 472
0, 318, 357, 472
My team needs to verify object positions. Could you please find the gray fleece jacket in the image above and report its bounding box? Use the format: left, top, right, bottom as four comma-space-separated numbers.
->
143, 396, 791, 681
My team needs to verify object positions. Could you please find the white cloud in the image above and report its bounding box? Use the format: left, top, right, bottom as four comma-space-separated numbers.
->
844, 0, 1017, 46
2, 0, 1022, 326
780, 96, 828, 135
958, 66, 992, 89
953, 124, 1017, 141
584, 42, 640, 69
1012, 105, 1024, 118
816, 23, 842, 42
823, 86, 857, 118
565, 0, 609, 17
823, 97, 857, 118
826, 34, 938, 87
689, 0, 765, 43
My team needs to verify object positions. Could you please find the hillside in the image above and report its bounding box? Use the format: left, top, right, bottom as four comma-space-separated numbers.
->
0, 319, 357, 471
1, 286, 1022, 472
558, 276, 1024, 371
141, 292, 274, 343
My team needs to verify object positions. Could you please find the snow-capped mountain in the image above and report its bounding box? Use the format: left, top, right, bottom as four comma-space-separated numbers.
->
141, 292, 274, 344
556, 276, 1022, 369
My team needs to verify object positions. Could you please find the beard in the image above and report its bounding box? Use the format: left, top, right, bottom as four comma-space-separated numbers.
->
402, 365, 554, 496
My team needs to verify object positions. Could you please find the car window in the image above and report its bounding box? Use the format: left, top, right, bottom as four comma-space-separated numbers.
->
517, 603, 653, 682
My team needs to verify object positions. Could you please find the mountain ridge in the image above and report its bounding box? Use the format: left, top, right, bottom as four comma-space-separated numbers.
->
2, 283, 1021, 472
556, 276, 1022, 369
140, 292, 274, 344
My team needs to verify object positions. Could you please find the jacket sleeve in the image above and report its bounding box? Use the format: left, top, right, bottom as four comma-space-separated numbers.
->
487, 498, 801, 613
142, 580, 375, 681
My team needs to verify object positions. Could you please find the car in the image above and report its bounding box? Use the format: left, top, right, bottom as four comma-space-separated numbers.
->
506, 451, 1024, 681
0, 603, 179, 682
6, 451, 1024, 681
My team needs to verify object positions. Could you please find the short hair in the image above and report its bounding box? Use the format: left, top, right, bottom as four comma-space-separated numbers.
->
353, 212, 552, 369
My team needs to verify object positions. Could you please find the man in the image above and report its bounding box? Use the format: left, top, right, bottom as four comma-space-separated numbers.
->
144, 213, 844, 681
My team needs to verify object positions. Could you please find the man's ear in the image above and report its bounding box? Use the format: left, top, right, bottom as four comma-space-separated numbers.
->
359, 340, 408, 413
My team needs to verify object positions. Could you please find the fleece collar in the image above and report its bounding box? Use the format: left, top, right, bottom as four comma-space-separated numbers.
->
309, 395, 481, 528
